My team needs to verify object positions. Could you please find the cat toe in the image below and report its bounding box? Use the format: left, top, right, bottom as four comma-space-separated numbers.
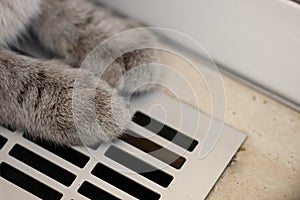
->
117, 63, 161, 96
72, 79, 130, 146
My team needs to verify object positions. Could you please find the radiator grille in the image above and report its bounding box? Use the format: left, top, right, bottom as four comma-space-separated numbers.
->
0, 91, 246, 200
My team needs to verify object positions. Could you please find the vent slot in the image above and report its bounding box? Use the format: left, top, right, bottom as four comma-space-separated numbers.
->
0, 134, 7, 150
0, 162, 63, 200
9, 144, 76, 186
24, 134, 89, 168
132, 111, 198, 151
91, 163, 160, 200
105, 145, 173, 188
121, 131, 186, 169
78, 181, 121, 200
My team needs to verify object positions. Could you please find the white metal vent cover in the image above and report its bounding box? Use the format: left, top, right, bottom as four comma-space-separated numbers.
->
0, 90, 246, 200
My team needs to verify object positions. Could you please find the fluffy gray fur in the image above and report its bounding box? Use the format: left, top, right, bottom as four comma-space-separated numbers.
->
0, 0, 159, 146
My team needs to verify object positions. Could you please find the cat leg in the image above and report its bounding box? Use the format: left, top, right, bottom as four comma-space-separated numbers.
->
0, 48, 129, 146
32, 0, 160, 95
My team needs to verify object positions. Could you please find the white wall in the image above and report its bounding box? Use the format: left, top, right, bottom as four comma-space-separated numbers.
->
98, 0, 300, 105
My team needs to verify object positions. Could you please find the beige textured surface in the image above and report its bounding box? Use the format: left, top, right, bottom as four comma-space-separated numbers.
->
159, 50, 300, 200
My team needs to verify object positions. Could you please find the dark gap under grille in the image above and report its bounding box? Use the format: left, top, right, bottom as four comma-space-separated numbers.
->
78, 181, 121, 200
91, 163, 160, 200
0, 162, 63, 200
9, 144, 76, 186
121, 131, 186, 169
23, 134, 89, 168
88, 143, 101, 150
105, 145, 173, 188
132, 111, 198, 151
0, 134, 7, 150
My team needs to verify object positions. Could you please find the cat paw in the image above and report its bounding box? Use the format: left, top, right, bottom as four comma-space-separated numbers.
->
27, 67, 130, 146
98, 30, 161, 96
